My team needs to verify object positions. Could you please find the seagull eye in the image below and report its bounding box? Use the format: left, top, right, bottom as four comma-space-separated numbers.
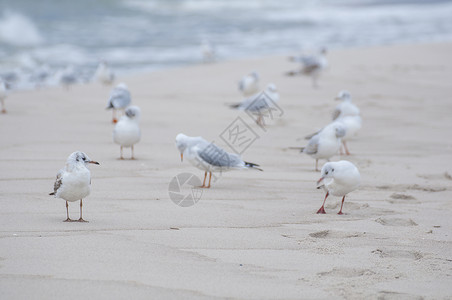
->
325, 171, 328, 175
332, 168, 334, 172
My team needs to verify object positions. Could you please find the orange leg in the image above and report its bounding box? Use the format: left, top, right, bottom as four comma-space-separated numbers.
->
199, 172, 207, 188
338, 196, 346, 215
63, 201, 73, 222
131, 145, 135, 159
206, 172, 212, 188
343, 141, 350, 155
77, 199, 88, 222
317, 192, 328, 214
315, 159, 319, 171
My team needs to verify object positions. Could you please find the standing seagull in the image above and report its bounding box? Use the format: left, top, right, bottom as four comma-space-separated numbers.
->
175, 133, 262, 188
0, 79, 7, 113
287, 47, 328, 88
94, 60, 115, 85
49, 151, 99, 222
332, 90, 361, 155
230, 83, 279, 126
300, 122, 346, 171
106, 83, 131, 123
316, 160, 360, 214
201, 39, 215, 63
238, 71, 259, 96
113, 106, 141, 159
332, 90, 360, 120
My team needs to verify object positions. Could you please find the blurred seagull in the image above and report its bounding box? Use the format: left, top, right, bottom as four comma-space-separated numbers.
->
201, 39, 215, 63
94, 60, 115, 85
49, 151, 99, 222
0, 79, 7, 113
287, 47, 328, 88
332, 90, 360, 120
113, 106, 141, 159
298, 122, 346, 171
175, 133, 262, 188
58, 65, 77, 89
316, 160, 360, 214
230, 83, 279, 126
106, 83, 131, 123
238, 71, 259, 96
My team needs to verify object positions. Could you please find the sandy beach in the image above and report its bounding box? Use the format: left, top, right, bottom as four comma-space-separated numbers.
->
1, 42, 451, 299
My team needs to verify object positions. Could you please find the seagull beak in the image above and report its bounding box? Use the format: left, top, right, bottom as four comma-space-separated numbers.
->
89, 161, 100, 165
180, 153, 183, 162
316, 177, 324, 185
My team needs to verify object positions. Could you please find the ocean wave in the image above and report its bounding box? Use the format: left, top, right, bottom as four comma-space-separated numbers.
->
0, 10, 43, 46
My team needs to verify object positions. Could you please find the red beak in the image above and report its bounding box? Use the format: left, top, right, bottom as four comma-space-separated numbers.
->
89, 161, 100, 165
316, 177, 324, 185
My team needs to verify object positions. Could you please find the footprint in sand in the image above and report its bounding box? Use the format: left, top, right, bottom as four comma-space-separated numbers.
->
309, 230, 363, 239
387, 193, 420, 204
372, 249, 423, 260
318, 267, 375, 278
375, 217, 417, 226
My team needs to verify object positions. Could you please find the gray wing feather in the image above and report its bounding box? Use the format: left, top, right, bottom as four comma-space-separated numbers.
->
332, 108, 341, 121
304, 135, 319, 155
50, 169, 63, 195
198, 143, 242, 167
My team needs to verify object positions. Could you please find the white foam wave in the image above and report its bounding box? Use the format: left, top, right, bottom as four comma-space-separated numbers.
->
0, 10, 44, 46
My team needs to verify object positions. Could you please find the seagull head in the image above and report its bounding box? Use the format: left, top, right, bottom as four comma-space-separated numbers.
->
175, 133, 189, 161
68, 151, 100, 166
266, 83, 277, 93
317, 162, 335, 185
334, 123, 347, 138
335, 90, 351, 101
250, 71, 259, 80
125, 105, 141, 121
116, 82, 128, 90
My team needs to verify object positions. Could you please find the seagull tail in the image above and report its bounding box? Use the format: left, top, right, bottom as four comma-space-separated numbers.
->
229, 103, 241, 109
49, 192, 55, 196
245, 161, 263, 171
106, 101, 114, 109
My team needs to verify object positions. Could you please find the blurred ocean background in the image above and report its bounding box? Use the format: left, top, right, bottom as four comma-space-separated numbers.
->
1, 0, 452, 89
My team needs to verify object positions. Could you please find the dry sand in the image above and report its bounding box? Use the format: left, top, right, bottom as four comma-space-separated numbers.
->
0, 43, 451, 299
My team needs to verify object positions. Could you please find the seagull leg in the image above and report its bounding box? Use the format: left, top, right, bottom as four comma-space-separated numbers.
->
112, 109, 117, 123
131, 145, 135, 160
338, 196, 346, 215
315, 159, 319, 171
63, 201, 73, 222
317, 192, 328, 214
77, 199, 88, 222
120, 146, 124, 160
199, 172, 207, 188
206, 172, 212, 188
1, 100, 6, 113
343, 141, 350, 155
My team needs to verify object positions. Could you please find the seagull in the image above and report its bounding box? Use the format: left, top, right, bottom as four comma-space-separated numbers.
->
106, 83, 131, 123
0, 79, 7, 113
316, 160, 360, 214
332, 90, 360, 120
238, 71, 259, 96
230, 83, 279, 126
287, 47, 328, 88
300, 122, 346, 171
201, 39, 215, 63
94, 60, 115, 85
49, 151, 99, 222
58, 65, 77, 89
175, 133, 262, 188
113, 106, 141, 159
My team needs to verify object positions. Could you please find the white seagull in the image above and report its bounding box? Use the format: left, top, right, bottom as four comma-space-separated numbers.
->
316, 160, 360, 214
230, 83, 279, 126
288, 47, 328, 88
201, 39, 215, 63
175, 133, 262, 188
49, 151, 99, 222
106, 83, 131, 123
332, 90, 360, 120
0, 79, 7, 113
94, 60, 115, 85
300, 122, 346, 171
238, 71, 259, 96
113, 106, 141, 159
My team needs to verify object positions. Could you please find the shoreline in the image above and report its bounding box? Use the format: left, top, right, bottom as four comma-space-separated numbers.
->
1, 42, 452, 299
